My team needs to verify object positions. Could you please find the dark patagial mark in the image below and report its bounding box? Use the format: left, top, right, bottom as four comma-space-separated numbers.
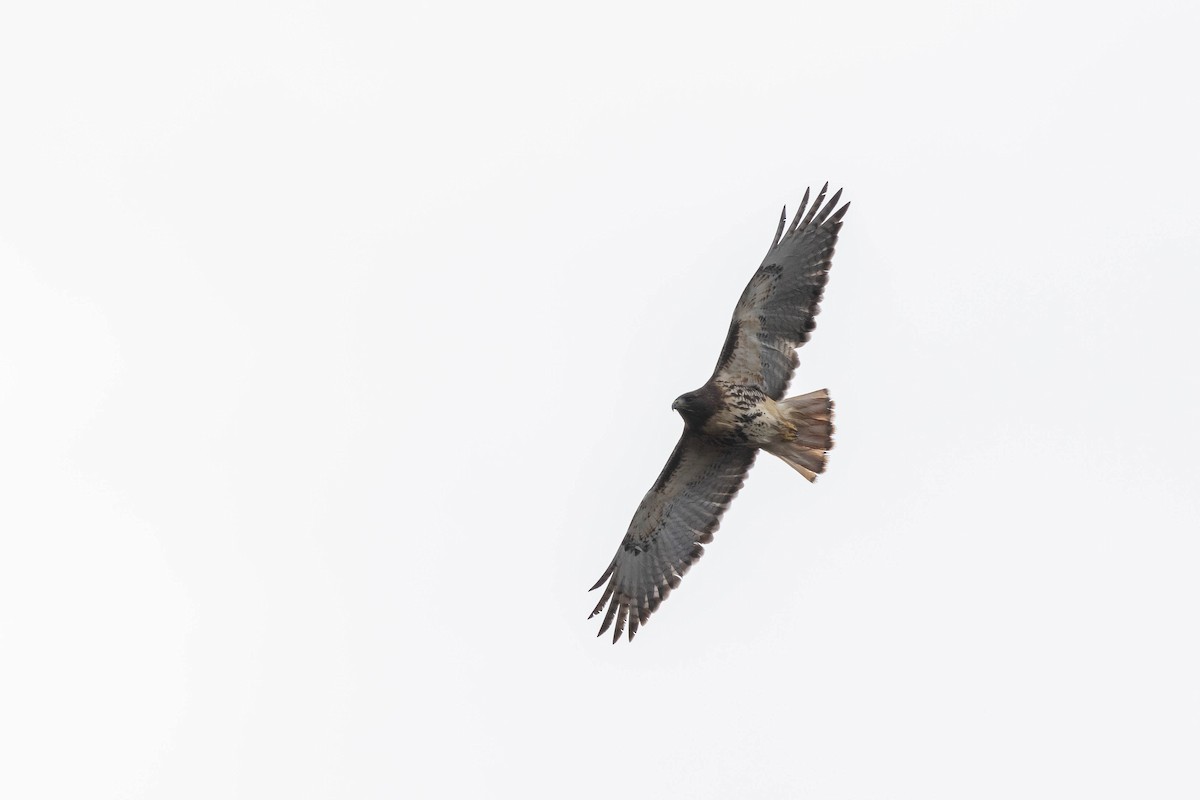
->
650, 436, 689, 492
713, 318, 742, 375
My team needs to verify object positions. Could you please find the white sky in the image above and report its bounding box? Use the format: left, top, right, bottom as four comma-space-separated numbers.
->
2, 1, 1198, 797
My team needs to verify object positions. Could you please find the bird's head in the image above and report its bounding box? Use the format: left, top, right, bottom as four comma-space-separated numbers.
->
671, 386, 718, 428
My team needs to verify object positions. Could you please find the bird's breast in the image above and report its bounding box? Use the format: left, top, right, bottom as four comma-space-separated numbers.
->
699, 383, 786, 447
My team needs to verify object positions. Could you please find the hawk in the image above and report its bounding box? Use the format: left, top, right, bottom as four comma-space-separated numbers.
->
589, 183, 849, 642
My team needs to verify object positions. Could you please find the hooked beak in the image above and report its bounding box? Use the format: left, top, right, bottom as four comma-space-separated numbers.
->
671, 399, 682, 412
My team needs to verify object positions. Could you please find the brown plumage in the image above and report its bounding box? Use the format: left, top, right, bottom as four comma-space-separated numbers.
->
589, 183, 849, 643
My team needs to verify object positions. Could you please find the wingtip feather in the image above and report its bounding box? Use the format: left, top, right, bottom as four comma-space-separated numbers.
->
797, 183, 828, 230
769, 204, 787, 251
588, 562, 615, 592
831, 200, 850, 223
612, 603, 629, 643
786, 187, 811, 236
589, 579, 615, 619
812, 188, 843, 226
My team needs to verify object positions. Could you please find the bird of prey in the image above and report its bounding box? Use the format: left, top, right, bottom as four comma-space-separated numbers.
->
589, 183, 849, 643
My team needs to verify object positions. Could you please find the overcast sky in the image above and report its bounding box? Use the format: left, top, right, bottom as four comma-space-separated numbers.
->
2, 2, 1198, 798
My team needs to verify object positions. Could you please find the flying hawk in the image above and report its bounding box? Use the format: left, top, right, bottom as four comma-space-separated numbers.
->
589, 183, 849, 642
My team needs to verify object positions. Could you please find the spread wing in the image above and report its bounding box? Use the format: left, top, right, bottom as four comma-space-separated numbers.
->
589, 432, 756, 642
710, 183, 850, 400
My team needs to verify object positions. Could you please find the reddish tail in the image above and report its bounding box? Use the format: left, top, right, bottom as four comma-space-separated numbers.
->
766, 388, 835, 482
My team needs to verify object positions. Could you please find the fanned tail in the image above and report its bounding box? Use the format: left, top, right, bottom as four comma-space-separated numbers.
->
766, 388, 835, 482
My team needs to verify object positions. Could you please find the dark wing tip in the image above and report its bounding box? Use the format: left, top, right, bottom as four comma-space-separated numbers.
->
811, 188, 844, 226
797, 183, 829, 230
784, 183, 849, 236
831, 200, 850, 223
786, 186, 812, 236
612, 603, 629, 643
769, 204, 787, 251
588, 563, 615, 592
